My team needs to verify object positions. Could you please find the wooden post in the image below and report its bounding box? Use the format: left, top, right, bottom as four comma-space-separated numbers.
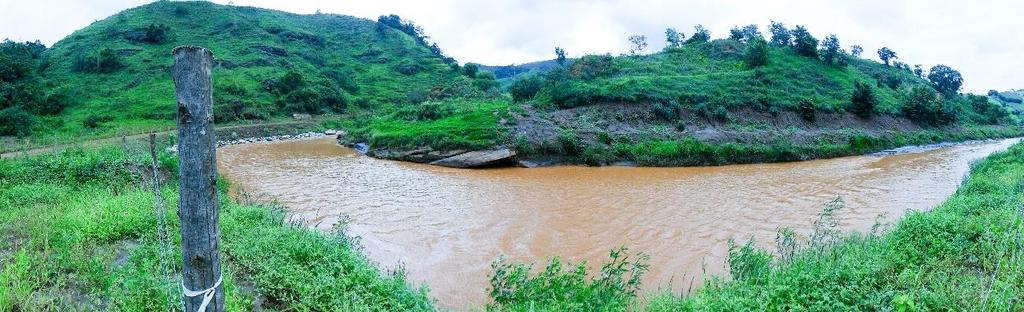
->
172, 46, 223, 312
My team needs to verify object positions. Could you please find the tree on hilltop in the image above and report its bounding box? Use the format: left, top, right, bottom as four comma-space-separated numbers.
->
877, 47, 897, 66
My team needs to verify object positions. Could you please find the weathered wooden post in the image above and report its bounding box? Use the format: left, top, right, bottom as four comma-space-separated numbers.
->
172, 46, 224, 312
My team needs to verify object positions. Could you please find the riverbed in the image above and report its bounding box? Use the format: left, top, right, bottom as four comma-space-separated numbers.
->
216, 136, 1019, 309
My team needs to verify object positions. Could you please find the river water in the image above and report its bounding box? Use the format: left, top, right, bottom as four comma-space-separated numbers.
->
216, 136, 1019, 309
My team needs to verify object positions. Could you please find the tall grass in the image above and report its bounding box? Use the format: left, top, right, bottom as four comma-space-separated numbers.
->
0, 144, 432, 311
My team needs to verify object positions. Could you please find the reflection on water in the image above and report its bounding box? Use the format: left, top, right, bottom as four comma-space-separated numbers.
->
217, 137, 1019, 309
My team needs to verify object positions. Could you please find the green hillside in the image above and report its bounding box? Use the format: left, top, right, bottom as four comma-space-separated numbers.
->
347, 29, 1020, 166
989, 89, 1024, 122
1, 1, 502, 142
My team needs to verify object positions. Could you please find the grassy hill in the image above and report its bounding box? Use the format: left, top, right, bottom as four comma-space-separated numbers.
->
347, 34, 1021, 166
1, 1, 502, 143
1, 3, 1019, 165
989, 89, 1024, 122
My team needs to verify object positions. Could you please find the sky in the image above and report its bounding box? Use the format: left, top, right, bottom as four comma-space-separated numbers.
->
0, 0, 1020, 92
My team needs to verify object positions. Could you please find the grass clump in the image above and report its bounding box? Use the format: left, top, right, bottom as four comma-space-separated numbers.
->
487, 248, 649, 311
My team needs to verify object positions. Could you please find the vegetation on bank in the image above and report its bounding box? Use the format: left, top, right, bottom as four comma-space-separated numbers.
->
528, 125, 1022, 167
0, 141, 432, 311
337, 99, 512, 151
487, 141, 1024, 311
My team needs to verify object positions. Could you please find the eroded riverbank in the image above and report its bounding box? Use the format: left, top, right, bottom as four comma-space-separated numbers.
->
216, 136, 1019, 309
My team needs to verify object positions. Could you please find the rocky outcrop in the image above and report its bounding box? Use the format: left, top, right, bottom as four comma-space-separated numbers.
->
430, 148, 517, 168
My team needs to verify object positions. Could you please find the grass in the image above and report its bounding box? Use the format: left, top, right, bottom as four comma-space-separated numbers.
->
0, 140, 432, 311
341, 98, 512, 151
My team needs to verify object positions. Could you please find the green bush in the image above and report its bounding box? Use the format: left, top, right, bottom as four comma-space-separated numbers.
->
72, 48, 124, 73
82, 114, 113, 129
488, 248, 648, 311
568, 54, 616, 80
509, 74, 543, 103
901, 86, 956, 126
798, 98, 816, 121
849, 81, 876, 118
473, 71, 499, 91
743, 38, 769, 68
0, 107, 34, 136
652, 101, 680, 121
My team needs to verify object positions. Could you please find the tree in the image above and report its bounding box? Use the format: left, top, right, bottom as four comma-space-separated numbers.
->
820, 34, 843, 66
627, 35, 648, 55
927, 65, 963, 94
0, 40, 38, 81
877, 47, 897, 66
913, 64, 924, 78
850, 45, 863, 57
902, 85, 956, 125
729, 24, 762, 43
768, 21, 791, 46
473, 71, 499, 91
790, 26, 818, 57
685, 25, 710, 44
463, 62, 480, 77
850, 82, 876, 118
665, 28, 684, 48
743, 37, 769, 68
555, 47, 567, 66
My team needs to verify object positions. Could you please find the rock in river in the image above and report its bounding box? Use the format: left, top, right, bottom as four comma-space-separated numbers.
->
430, 148, 516, 168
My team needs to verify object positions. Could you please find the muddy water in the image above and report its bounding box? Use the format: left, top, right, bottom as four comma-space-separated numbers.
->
217, 137, 1019, 309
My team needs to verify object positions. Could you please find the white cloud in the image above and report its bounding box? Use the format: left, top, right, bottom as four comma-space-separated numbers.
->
0, 0, 1020, 92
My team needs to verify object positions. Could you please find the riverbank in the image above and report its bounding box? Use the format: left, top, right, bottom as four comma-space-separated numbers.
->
4, 133, 1023, 311
339, 108, 1022, 167
483, 140, 1024, 310
0, 140, 432, 311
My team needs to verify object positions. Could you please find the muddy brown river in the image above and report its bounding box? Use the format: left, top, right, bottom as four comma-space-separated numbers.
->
216, 136, 1019, 309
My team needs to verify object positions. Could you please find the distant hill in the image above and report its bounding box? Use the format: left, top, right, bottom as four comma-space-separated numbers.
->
8, 1, 484, 137
479, 59, 567, 80
988, 89, 1024, 122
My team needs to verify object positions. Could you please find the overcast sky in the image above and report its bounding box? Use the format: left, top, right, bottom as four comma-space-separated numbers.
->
1, 0, 1020, 92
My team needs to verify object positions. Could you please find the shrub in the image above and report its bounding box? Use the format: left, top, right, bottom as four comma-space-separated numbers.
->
72, 48, 123, 73
273, 71, 305, 95
652, 101, 680, 121
280, 85, 347, 114
473, 71, 498, 91
727, 239, 772, 283
487, 248, 648, 311
901, 86, 956, 125
0, 107, 33, 136
968, 94, 1009, 124
509, 75, 543, 103
568, 54, 616, 80
393, 62, 422, 75
798, 98, 816, 121
82, 114, 113, 129
849, 82, 876, 118
323, 70, 358, 93
743, 37, 769, 68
